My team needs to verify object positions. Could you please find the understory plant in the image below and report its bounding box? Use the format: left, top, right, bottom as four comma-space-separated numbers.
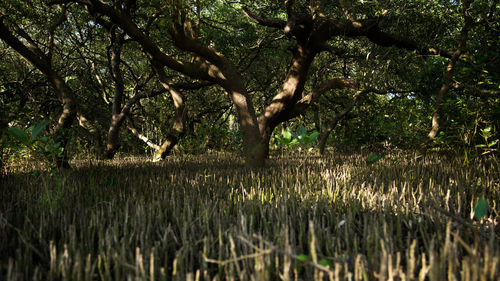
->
3, 120, 63, 170
274, 125, 319, 154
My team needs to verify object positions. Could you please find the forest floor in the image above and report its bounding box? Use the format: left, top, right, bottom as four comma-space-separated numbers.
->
0, 151, 499, 280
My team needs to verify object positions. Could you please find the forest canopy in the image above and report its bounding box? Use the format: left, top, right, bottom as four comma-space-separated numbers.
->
1, 0, 499, 168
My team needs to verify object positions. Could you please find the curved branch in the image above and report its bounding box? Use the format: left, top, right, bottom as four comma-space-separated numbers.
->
242, 7, 286, 30
290, 77, 358, 117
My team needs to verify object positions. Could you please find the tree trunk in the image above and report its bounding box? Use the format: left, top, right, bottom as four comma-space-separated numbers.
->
151, 62, 189, 161
105, 28, 126, 159
257, 44, 315, 157
224, 76, 266, 167
318, 119, 340, 155
0, 19, 77, 168
48, 73, 78, 168
426, 0, 472, 142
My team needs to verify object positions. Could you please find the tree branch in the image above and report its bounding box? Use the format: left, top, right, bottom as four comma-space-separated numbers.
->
242, 7, 286, 30
290, 77, 358, 118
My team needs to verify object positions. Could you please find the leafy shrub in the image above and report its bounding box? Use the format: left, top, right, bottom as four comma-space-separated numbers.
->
3, 120, 63, 169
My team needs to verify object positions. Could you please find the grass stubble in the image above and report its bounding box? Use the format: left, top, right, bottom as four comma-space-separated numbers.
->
0, 152, 499, 280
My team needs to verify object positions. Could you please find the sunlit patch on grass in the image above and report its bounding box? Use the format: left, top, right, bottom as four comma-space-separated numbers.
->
0, 152, 498, 280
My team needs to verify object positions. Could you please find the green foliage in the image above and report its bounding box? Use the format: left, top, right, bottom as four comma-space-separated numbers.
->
318, 259, 334, 269
475, 126, 499, 156
366, 153, 385, 165
274, 126, 319, 153
473, 197, 489, 220
274, 127, 299, 149
3, 120, 63, 169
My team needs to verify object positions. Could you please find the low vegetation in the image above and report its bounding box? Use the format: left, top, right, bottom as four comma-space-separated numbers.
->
1, 152, 498, 280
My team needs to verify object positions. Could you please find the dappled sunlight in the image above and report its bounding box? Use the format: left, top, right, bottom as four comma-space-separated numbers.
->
1, 152, 499, 280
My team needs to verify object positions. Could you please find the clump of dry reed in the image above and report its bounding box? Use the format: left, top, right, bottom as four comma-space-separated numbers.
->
0, 151, 498, 280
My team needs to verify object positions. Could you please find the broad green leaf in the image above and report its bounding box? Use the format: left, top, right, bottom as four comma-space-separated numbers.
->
8, 127, 29, 144
31, 120, 49, 139
309, 131, 319, 142
318, 259, 334, 269
299, 125, 307, 139
297, 254, 310, 262
282, 128, 292, 142
473, 197, 488, 220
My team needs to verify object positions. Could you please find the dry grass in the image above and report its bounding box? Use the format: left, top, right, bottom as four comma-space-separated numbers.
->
0, 151, 499, 280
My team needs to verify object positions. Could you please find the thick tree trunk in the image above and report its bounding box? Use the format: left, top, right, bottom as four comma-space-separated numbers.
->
224, 76, 266, 167
257, 44, 315, 157
105, 116, 124, 159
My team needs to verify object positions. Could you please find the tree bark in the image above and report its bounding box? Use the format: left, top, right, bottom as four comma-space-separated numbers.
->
69, 0, 266, 167
126, 117, 161, 151
426, 0, 473, 141
150, 62, 188, 161
104, 28, 126, 159
257, 44, 316, 157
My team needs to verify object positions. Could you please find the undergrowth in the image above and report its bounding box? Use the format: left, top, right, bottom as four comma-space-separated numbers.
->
0, 152, 498, 280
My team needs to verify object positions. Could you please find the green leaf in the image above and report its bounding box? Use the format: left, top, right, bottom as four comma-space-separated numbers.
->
318, 259, 334, 269
309, 131, 319, 140
31, 120, 49, 139
473, 197, 488, 220
298, 125, 307, 139
366, 153, 384, 165
297, 254, 310, 262
7, 127, 29, 144
475, 144, 487, 148
64, 75, 77, 82
488, 139, 498, 147
282, 128, 292, 142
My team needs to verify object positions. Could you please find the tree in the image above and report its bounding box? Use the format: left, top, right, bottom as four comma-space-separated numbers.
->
2, 0, 497, 166
0, 5, 77, 167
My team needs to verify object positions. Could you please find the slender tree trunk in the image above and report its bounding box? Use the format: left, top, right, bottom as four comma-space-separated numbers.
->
0, 113, 7, 173
318, 119, 340, 155
426, 0, 472, 142
105, 29, 126, 159
151, 62, 189, 161
0, 19, 77, 168
126, 117, 161, 151
77, 113, 104, 157
45, 73, 78, 168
